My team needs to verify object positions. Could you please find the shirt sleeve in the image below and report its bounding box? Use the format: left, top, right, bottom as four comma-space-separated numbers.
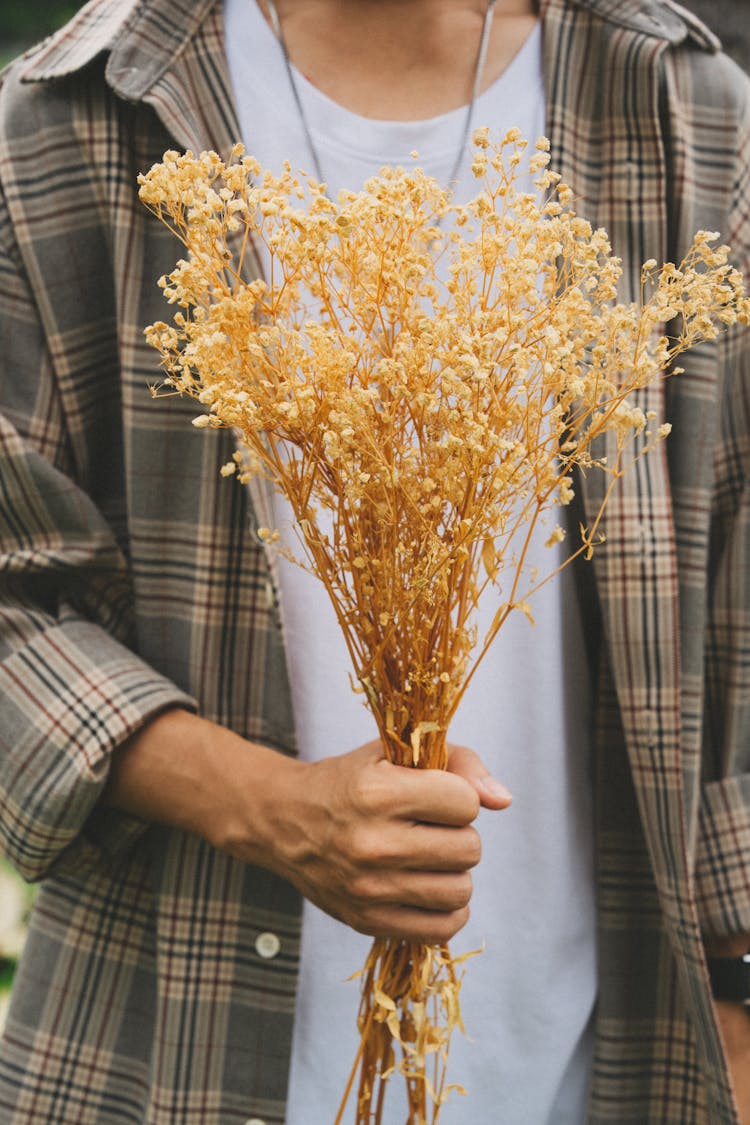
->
695, 780, 750, 938
695, 102, 750, 936
0, 186, 196, 884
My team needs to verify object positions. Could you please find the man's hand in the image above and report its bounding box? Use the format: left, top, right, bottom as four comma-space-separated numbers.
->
224, 739, 512, 943
104, 711, 512, 944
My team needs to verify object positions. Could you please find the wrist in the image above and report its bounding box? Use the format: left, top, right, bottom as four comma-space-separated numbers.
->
211, 732, 307, 872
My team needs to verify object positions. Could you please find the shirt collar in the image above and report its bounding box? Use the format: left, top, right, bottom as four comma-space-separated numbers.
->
560, 0, 719, 49
17, 0, 220, 99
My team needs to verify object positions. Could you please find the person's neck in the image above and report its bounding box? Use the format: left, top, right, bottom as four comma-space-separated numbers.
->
258, 0, 539, 121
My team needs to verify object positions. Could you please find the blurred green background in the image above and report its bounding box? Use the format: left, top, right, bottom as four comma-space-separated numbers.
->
0, 1, 86, 68
0, 860, 34, 1030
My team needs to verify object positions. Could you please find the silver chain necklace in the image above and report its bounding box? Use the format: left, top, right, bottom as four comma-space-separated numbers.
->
262, 0, 497, 190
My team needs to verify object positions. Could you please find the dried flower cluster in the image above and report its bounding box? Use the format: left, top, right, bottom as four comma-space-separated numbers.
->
139, 128, 750, 1124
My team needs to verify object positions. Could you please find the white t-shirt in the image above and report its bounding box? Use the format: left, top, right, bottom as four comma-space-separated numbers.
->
223, 4, 598, 1122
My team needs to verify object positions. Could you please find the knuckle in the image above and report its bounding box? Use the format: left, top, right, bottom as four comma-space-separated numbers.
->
345, 827, 376, 865
454, 871, 473, 906
348, 772, 377, 814
361, 759, 403, 809
348, 826, 400, 869
442, 770, 480, 817
426, 907, 469, 945
465, 827, 482, 866
350, 871, 382, 904
462, 786, 481, 821
348, 907, 376, 936
434, 872, 472, 912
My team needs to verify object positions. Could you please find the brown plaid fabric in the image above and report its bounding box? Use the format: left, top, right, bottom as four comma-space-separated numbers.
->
0, 0, 747, 1121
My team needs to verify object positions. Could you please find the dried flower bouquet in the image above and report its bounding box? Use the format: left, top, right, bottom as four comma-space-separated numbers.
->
139, 128, 749, 1124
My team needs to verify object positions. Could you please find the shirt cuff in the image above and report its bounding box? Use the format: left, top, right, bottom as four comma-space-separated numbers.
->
0, 618, 196, 882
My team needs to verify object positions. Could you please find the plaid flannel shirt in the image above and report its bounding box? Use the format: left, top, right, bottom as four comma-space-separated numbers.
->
0, 0, 748, 1121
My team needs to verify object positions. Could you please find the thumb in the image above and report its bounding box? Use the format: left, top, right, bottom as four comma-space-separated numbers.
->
446, 744, 513, 810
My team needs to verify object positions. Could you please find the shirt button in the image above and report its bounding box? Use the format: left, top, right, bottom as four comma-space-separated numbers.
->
255, 931, 281, 959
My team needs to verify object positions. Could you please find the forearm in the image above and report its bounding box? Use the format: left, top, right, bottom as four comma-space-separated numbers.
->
100, 707, 300, 865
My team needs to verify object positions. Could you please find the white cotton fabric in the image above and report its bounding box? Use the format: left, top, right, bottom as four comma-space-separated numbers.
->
224, 3, 597, 1121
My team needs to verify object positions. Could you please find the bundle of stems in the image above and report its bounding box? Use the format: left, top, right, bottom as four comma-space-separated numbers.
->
139, 128, 749, 1123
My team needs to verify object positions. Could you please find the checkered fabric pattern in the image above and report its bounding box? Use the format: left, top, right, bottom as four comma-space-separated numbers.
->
0, 0, 747, 1121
